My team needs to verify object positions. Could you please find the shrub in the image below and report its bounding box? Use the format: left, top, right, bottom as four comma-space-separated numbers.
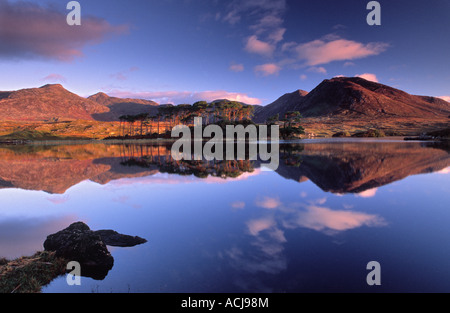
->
332, 131, 351, 137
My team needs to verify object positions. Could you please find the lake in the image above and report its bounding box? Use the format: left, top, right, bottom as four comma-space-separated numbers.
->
0, 139, 449, 293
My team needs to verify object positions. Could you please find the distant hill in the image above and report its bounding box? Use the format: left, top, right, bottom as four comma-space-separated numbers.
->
0, 84, 163, 122
0, 84, 109, 122
1, 80, 448, 133
254, 77, 450, 122
87, 92, 159, 121
254, 89, 308, 122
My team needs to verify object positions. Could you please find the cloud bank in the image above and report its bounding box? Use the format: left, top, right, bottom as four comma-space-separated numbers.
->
0, 0, 129, 61
107, 89, 262, 105
294, 37, 389, 66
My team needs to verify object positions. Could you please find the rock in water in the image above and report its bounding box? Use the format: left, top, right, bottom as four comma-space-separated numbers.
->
94, 230, 147, 247
43, 222, 114, 280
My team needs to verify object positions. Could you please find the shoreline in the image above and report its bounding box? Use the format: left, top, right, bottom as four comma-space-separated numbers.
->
1, 136, 448, 146
0, 251, 68, 293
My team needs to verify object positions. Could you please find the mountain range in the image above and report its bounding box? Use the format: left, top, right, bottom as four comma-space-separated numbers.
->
0, 141, 447, 194
0, 84, 158, 122
0, 78, 448, 130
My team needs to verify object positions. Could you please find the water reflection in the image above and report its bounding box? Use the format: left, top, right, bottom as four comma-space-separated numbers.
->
220, 193, 389, 292
0, 140, 448, 195
0, 140, 449, 292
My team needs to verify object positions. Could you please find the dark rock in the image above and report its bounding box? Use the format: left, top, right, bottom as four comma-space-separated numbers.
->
43, 222, 114, 280
94, 230, 147, 247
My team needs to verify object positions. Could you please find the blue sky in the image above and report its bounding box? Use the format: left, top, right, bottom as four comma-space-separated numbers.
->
0, 0, 449, 105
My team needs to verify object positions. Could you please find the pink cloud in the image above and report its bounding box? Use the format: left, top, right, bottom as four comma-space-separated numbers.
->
245, 35, 275, 57
231, 201, 246, 209
356, 73, 379, 83
307, 66, 327, 74
107, 90, 262, 105
246, 217, 276, 236
110, 67, 140, 81
0, 1, 129, 61
295, 37, 388, 66
255, 196, 281, 209
229, 63, 244, 72
42, 73, 67, 83
439, 96, 450, 103
293, 205, 386, 232
109, 169, 263, 187
223, 0, 286, 27
46, 194, 70, 205
254, 63, 281, 76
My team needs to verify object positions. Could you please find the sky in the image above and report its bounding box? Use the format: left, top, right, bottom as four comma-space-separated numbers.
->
0, 0, 449, 105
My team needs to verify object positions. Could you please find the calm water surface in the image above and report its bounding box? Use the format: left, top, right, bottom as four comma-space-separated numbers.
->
0, 139, 449, 293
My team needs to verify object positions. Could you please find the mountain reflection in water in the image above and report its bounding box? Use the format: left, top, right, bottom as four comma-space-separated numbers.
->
0, 139, 449, 292
0, 140, 448, 195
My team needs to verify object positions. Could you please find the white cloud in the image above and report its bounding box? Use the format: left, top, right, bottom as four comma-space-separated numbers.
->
355, 73, 379, 83
356, 188, 378, 198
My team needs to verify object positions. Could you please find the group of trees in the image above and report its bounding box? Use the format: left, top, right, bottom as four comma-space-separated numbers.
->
267, 111, 305, 139
116, 100, 306, 139
118, 143, 256, 179
118, 100, 256, 137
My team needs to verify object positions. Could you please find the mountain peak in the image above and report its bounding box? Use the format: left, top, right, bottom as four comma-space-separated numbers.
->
91, 92, 109, 97
39, 84, 65, 90
254, 76, 450, 122
296, 89, 309, 97
88, 92, 110, 100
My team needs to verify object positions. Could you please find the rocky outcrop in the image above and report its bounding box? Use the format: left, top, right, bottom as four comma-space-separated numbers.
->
94, 230, 147, 247
43, 222, 147, 280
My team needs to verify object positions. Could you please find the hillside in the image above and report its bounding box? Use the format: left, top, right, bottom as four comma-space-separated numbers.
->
0, 84, 109, 122
255, 77, 450, 122
87, 92, 159, 121
254, 89, 309, 123
276, 141, 450, 194
0, 80, 448, 138
0, 85, 161, 123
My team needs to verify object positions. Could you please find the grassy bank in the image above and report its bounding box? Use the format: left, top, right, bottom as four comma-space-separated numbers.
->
0, 117, 448, 142
0, 251, 67, 293
0, 120, 121, 141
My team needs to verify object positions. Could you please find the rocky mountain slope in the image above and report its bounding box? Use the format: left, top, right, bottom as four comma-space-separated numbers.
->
255, 77, 450, 122
0, 84, 108, 122
87, 92, 159, 121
